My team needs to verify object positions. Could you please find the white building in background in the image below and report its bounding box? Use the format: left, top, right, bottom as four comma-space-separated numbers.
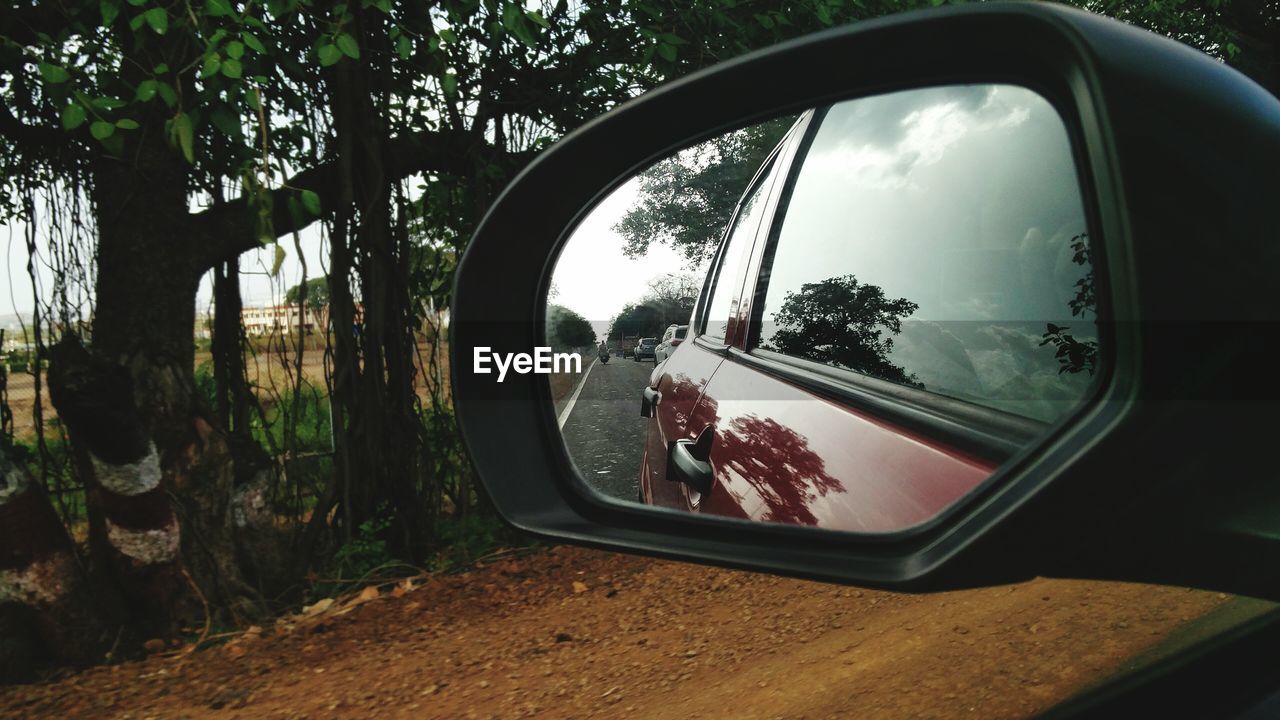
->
241, 304, 327, 337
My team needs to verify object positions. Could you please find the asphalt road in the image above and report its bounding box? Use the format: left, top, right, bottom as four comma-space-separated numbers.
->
559, 355, 655, 502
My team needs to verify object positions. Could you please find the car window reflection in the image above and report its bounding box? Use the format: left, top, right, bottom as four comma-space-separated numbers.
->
755, 85, 1098, 422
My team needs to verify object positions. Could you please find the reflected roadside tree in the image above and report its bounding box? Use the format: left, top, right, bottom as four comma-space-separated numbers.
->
717, 413, 844, 526
547, 305, 596, 350
615, 117, 798, 263
764, 274, 922, 388
608, 272, 700, 341
1040, 233, 1099, 375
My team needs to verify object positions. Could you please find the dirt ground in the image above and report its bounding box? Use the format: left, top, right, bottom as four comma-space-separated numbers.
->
0, 546, 1239, 720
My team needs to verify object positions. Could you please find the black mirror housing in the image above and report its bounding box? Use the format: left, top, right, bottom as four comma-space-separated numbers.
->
452, 3, 1280, 598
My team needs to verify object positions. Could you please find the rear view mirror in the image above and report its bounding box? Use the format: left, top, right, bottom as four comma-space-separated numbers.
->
452, 3, 1280, 599
547, 84, 1100, 534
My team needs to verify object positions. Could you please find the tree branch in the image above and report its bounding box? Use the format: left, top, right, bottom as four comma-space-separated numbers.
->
189, 129, 536, 270
0, 101, 66, 150
2, 3, 83, 46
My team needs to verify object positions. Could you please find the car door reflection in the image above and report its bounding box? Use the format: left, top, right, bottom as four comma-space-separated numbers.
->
707, 409, 845, 526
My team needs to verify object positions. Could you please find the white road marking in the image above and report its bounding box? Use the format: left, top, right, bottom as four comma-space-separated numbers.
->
557, 356, 598, 429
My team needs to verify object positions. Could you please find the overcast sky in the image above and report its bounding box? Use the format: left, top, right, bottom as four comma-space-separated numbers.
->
549, 176, 706, 330
1, 217, 340, 322
0, 172, 700, 331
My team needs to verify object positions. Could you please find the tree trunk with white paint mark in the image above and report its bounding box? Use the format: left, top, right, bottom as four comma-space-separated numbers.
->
0, 453, 104, 682
48, 339, 190, 641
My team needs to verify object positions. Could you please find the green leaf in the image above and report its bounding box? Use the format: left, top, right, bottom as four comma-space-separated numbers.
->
438, 27, 456, 43
242, 32, 266, 53
202, 55, 222, 78
129, 13, 146, 31
300, 189, 321, 216
221, 57, 243, 79
505, 10, 536, 48
210, 105, 239, 136
153, 62, 170, 74
270, 243, 286, 277
287, 196, 305, 226
172, 112, 194, 163
656, 43, 677, 62
225, 41, 245, 59
144, 7, 167, 34
156, 82, 177, 108
100, 132, 124, 157
526, 10, 549, 28
246, 89, 260, 111
336, 33, 360, 59
101, 0, 121, 25
317, 43, 341, 66
136, 79, 158, 101
125, 0, 145, 6
206, 0, 232, 17
91, 96, 126, 110
90, 121, 115, 140
501, 3, 521, 29
395, 34, 411, 59
115, 118, 140, 130
39, 63, 70, 84
61, 104, 86, 130
441, 72, 457, 97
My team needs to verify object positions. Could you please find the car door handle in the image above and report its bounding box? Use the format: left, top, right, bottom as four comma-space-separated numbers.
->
640, 387, 660, 417
669, 439, 713, 494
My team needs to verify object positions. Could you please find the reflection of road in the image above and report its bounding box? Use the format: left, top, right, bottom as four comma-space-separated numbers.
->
560, 356, 654, 502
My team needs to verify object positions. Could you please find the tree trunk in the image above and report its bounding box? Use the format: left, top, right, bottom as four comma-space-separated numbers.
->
0, 451, 106, 681
57, 110, 264, 636
212, 261, 253, 440
322, 3, 430, 557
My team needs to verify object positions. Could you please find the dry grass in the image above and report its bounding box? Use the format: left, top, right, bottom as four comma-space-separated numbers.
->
3, 337, 452, 441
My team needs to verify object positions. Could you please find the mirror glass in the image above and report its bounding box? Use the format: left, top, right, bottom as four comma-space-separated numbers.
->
546, 84, 1099, 533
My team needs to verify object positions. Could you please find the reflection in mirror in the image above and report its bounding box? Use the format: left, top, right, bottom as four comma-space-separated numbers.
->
547, 84, 1098, 534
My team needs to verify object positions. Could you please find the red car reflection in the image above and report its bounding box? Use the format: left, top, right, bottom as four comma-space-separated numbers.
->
641, 345, 993, 533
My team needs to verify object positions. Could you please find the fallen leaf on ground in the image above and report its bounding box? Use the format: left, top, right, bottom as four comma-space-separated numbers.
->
303, 598, 334, 616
